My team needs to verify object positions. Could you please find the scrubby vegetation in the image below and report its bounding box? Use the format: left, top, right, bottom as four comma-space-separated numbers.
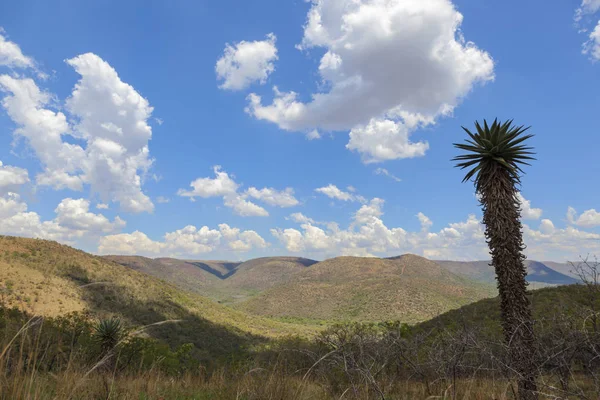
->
3, 276, 600, 399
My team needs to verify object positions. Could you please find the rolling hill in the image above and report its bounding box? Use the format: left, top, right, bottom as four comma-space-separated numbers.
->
414, 283, 591, 341
218, 256, 317, 302
105, 255, 318, 304
543, 261, 581, 280
435, 259, 578, 286
236, 254, 497, 324
102, 255, 239, 298
0, 236, 311, 360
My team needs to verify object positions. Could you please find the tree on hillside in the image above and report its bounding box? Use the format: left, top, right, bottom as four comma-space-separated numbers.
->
453, 119, 538, 399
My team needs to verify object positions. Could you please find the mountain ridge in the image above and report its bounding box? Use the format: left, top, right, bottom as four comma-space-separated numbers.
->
105, 254, 575, 285
435, 259, 578, 286
236, 255, 498, 324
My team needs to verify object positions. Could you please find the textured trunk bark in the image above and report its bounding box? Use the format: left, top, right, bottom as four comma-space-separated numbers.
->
481, 167, 538, 400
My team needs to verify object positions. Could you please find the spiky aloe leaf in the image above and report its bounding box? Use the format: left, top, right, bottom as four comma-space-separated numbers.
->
453, 119, 535, 192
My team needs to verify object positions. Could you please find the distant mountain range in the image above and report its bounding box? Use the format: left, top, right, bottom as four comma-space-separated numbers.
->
104, 253, 579, 324
435, 260, 579, 286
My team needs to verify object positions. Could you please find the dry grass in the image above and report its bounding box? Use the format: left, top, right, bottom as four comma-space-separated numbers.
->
2, 367, 594, 399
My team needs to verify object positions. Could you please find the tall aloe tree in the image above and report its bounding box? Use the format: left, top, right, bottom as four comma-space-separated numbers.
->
453, 119, 538, 399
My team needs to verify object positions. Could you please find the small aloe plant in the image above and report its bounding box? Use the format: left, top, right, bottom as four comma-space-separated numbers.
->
92, 317, 123, 353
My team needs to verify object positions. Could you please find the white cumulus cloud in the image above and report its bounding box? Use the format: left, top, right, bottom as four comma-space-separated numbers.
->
223, 194, 269, 217
98, 223, 268, 256
0, 194, 125, 243
246, 0, 494, 161
517, 193, 543, 220
98, 231, 164, 256
0, 161, 29, 195
567, 206, 600, 228
0, 29, 34, 69
245, 187, 299, 207
178, 166, 239, 198
272, 198, 600, 261
0, 53, 156, 213
178, 166, 300, 217
347, 118, 430, 163
54, 198, 125, 234
216, 33, 278, 90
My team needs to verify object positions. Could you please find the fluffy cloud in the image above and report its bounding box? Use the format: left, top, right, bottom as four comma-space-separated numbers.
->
245, 187, 299, 207
0, 161, 29, 195
272, 198, 600, 261
98, 231, 164, 256
567, 207, 600, 228
0, 196, 67, 241
0, 75, 85, 190
517, 193, 543, 220
218, 223, 268, 251
223, 194, 269, 217
347, 118, 430, 163
0, 194, 125, 242
178, 166, 239, 198
216, 33, 278, 90
98, 223, 268, 256
54, 198, 125, 234
65, 53, 155, 213
163, 225, 222, 254
0, 29, 34, 69
524, 221, 600, 261
178, 166, 300, 217
0, 53, 156, 213
315, 184, 366, 202
0, 193, 27, 219
272, 198, 408, 257
246, 0, 494, 161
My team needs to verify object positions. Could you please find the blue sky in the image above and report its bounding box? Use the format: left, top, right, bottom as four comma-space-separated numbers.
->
0, 0, 599, 261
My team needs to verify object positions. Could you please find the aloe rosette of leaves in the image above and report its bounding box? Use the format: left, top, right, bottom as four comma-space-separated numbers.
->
92, 317, 123, 353
453, 119, 538, 399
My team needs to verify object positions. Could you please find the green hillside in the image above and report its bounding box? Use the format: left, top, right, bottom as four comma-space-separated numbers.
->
237, 254, 497, 324
0, 236, 312, 360
102, 255, 232, 299
415, 283, 590, 337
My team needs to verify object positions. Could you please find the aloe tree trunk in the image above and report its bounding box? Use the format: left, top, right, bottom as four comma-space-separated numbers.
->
480, 167, 537, 399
